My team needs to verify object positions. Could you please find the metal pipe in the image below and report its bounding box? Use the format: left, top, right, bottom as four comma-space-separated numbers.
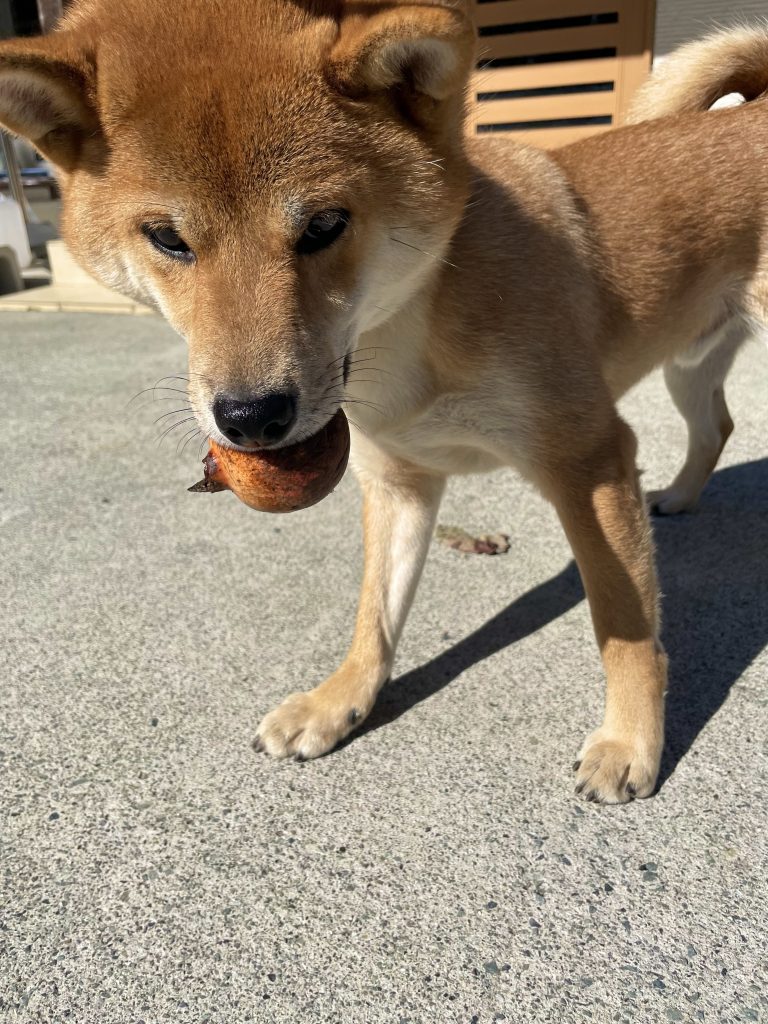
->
36, 0, 64, 33
0, 132, 40, 224
1, 1, 63, 228
1, 131, 27, 212
0, 0, 14, 39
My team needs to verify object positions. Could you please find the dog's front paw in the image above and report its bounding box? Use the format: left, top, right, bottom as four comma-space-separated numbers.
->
646, 486, 696, 516
574, 729, 661, 804
254, 690, 362, 760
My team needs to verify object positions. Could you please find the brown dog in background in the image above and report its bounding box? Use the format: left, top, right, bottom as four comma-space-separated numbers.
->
1, 3, 765, 802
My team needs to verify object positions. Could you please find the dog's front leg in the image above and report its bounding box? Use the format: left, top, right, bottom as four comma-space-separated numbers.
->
255, 457, 445, 759
544, 416, 668, 803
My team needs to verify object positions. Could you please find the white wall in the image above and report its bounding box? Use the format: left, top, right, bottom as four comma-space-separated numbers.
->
654, 0, 768, 59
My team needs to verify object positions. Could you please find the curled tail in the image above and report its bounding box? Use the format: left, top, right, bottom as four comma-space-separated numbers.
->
627, 24, 768, 123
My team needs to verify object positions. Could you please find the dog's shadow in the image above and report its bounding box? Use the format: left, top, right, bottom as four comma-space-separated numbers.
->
358, 458, 768, 789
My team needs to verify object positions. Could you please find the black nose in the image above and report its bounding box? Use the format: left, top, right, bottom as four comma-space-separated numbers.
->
213, 393, 297, 448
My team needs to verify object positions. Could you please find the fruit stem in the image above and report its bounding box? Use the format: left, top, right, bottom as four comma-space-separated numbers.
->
188, 477, 228, 493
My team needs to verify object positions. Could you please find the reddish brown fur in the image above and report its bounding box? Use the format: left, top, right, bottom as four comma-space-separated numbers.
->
1, 3, 765, 802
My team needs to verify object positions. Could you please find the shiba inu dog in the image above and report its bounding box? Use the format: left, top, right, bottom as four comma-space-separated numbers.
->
1, 3, 765, 802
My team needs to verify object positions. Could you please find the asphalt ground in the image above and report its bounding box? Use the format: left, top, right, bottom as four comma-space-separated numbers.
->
1, 312, 766, 1023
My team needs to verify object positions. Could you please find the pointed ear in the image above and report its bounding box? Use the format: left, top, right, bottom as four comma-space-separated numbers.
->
329, 2, 475, 124
0, 34, 99, 172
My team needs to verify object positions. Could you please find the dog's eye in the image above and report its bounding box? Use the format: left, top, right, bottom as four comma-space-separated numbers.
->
297, 209, 350, 255
142, 224, 195, 263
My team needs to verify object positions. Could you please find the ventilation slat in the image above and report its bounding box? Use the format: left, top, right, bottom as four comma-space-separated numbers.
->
469, 1, 655, 148
477, 22, 619, 62
474, 0, 623, 30
472, 57, 621, 94
478, 115, 612, 134
478, 13, 617, 38
477, 82, 614, 101
473, 90, 615, 129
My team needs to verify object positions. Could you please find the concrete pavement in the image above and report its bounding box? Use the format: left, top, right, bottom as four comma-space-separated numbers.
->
1, 312, 766, 1023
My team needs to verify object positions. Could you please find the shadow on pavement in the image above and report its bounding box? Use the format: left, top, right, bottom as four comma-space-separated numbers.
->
360, 458, 768, 790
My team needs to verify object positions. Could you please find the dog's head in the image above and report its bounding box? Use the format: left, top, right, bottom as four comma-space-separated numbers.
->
0, 0, 475, 448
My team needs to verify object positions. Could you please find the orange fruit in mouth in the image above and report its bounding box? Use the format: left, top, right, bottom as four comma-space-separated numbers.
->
189, 409, 350, 513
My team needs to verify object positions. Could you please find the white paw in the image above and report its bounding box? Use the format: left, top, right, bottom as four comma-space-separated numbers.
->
254, 691, 363, 760
646, 486, 697, 515
574, 728, 661, 804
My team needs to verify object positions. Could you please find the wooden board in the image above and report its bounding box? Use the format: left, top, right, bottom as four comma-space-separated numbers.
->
473, 0, 628, 28
469, 0, 656, 148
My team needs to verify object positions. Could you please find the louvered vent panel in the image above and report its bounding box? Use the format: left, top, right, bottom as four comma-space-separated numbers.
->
470, 0, 656, 147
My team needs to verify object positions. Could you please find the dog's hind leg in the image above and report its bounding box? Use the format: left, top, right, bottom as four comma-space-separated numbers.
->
647, 321, 746, 515
254, 452, 445, 760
